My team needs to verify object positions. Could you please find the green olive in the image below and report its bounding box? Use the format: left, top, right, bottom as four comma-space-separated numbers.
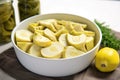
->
19, 4, 39, 15
0, 24, 4, 34
4, 16, 15, 31
0, 36, 11, 43
0, 7, 13, 23
0, 24, 11, 43
0, 2, 12, 13
1, 25, 11, 36
4, 36, 11, 42
0, 1, 15, 43
18, 0, 38, 3
18, 0, 40, 21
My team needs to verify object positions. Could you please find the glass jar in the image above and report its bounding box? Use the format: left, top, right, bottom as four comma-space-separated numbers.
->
0, 0, 16, 44
18, 0, 40, 21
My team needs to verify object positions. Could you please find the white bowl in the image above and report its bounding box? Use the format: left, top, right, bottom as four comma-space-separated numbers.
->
11, 13, 102, 77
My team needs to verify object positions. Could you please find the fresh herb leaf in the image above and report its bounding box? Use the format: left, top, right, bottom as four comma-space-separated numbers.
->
94, 19, 120, 50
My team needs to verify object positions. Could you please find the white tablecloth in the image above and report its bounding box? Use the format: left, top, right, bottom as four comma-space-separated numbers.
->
41, 0, 120, 32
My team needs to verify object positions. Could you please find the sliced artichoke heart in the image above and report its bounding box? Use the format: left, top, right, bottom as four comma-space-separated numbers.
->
15, 29, 33, 42
28, 22, 44, 32
44, 28, 57, 41
41, 42, 64, 59
63, 46, 85, 58
39, 19, 57, 32
17, 42, 32, 52
58, 33, 68, 47
67, 33, 87, 52
33, 34, 52, 47
28, 44, 42, 57
85, 37, 94, 51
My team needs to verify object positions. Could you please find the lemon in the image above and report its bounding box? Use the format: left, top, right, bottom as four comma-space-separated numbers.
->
95, 47, 120, 72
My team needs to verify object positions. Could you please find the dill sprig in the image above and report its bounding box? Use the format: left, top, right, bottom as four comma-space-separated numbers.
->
94, 19, 120, 50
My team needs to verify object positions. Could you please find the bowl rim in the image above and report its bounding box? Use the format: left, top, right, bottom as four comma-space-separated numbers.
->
11, 13, 102, 61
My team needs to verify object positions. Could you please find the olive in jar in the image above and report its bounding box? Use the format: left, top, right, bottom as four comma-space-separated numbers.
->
18, 0, 40, 21
0, 0, 16, 44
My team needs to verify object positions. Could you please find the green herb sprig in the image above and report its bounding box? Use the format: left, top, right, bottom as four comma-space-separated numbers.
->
94, 19, 120, 50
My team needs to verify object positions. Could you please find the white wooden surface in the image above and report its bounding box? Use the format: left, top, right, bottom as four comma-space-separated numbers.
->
0, 0, 120, 80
